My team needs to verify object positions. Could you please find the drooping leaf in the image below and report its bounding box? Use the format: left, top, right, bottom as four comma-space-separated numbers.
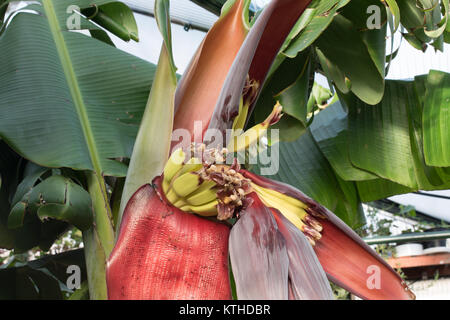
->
11, 162, 50, 207
8, 175, 93, 231
395, 0, 447, 50
348, 81, 417, 188
340, 0, 387, 79
316, 47, 349, 94
423, 70, 450, 166
81, 1, 139, 42
315, 14, 385, 105
420, 0, 449, 39
310, 102, 377, 181
347, 78, 450, 190
282, 0, 350, 58
275, 53, 312, 125
0, 143, 71, 252
356, 178, 413, 202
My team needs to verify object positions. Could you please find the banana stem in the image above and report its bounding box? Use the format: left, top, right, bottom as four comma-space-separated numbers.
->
82, 171, 116, 300
82, 227, 108, 300
86, 172, 115, 257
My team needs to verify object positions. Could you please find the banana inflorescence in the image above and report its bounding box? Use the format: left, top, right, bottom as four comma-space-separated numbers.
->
161, 145, 324, 245
161, 104, 323, 245
162, 146, 252, 220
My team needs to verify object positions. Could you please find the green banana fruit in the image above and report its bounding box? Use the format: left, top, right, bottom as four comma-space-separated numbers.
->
172, 171, 203, 198
180, 200, 219, 216
163, 148, 186, 183
185, 186, 218, 206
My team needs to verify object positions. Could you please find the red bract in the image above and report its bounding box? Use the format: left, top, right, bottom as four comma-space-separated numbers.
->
241, 169, 415, 300
107, 177, 231, 299
229, 193, 333, 300
229, 192, 289, 299
171, 0, 249, 151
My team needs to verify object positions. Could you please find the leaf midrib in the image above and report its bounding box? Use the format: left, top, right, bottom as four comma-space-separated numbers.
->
42, 0, 115, 254
42, 0, 103, 176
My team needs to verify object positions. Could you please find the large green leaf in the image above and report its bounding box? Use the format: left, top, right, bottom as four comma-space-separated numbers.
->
283, 0, 350, 57
339, 0, 387, 79
356, 179, 413, 202
396, 0, 447, 50
347, 78, 450, 190
408, 74, 448, 187
0, 8, 155, 177
0, 1, 154, 299
310, 102, 377, 181
423, 70, 450, 166
315, 13, 385, 105
348, 81, 417, 188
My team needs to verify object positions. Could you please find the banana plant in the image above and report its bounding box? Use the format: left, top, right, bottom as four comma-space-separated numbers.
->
1, 0, 449, 300
107, 0, 415, 300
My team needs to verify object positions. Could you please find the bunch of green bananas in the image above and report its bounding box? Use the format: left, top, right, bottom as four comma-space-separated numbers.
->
162, 149, 219, 216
